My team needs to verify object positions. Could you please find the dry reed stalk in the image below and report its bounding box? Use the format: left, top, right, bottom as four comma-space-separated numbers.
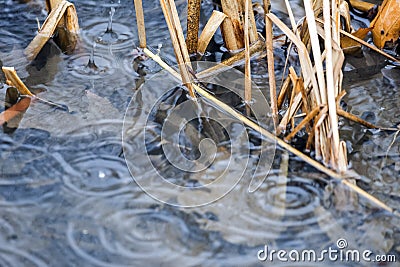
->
323, 0, 341, 167
186, 0, 201, 54
2, 67, 34, 96
244, 0, 251, 115
143, 47, 395, 214
134, 0, 147, 48
2, 66, 67, 110
44, 0, 78, 54
277, 76, 291, 110
303, 0, 326, 106
197, 39, 265, 79
160, 0, 196, 98
338, 141, 348, 173
243, 0, 259, 44
337, 109, 379, 129
25, 0, 79, 60
285, 105, 321, 142
263, 0, 278, 130
220, 0, 258, 51
267, 13, 321, 105
197, 11, 227, 54
287, 71, 300, 130
220, 0, 243, 50
297, 78, 310, 116
283, 0, 298, 31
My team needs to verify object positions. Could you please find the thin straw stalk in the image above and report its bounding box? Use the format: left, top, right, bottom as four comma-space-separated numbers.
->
134, 0, 146, 48
244, 0, 252, 114
323, 0, 341, 168
264, 0, 278, 130
160, 0, 196, 98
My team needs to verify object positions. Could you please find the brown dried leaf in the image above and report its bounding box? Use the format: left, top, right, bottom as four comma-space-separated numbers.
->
340, 27, 371, 53
349, 0, 375, 13
370, 0, 400, 49
0, 98, 31, 127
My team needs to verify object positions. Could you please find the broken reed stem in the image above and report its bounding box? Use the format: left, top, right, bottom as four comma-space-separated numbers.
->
143, 47, 394, 214
339, 108, 398, 130
134, 0, 146, 48
285, 105, 321, 142
277, 76, 291, 110
25, 0, 78, 60
197, 11, 227, 54
186, 0, 201, 54
264, 0, 278, 130
244, 0, 251, 115
220, 0, 242, 51
160, 0, 196, 98
197, 39, 265, 79
220, 0, 258, 51
2, 67, 34, 96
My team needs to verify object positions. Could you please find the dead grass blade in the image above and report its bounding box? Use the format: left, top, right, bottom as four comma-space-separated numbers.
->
349, 0, 375, 12
197, 11, 227, 55
264, 0, 278, 130
244, 0, 252, 115
323, 0, 340, 165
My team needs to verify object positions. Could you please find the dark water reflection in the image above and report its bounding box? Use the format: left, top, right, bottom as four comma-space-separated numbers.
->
0, 0, 399, 266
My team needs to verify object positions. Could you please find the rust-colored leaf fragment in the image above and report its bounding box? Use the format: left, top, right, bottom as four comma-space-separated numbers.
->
0, 98, 31, 126
340, 27, 371, 53
370, 0, 400, 49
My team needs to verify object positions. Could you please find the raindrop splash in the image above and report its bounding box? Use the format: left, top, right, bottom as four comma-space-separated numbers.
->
97, 7, 118, 45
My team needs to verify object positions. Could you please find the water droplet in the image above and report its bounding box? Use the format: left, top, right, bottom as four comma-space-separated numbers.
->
96, 7, 119, 45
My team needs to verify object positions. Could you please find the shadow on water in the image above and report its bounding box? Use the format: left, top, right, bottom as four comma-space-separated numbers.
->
0, 0, 399, 266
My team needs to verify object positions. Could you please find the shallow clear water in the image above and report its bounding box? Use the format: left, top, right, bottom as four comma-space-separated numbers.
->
0, 0, 399, 266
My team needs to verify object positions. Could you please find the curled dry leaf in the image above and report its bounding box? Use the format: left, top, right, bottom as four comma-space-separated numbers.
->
370, 0, 400, 49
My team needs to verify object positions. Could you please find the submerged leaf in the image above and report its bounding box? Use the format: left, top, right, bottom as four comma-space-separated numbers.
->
341, 27, 371, 53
